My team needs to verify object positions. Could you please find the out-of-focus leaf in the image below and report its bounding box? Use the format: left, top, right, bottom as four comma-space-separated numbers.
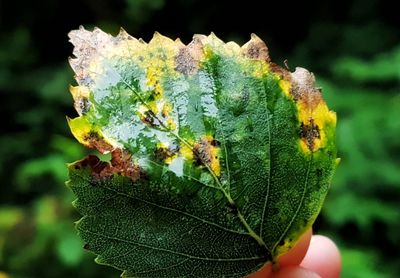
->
66, 27, 337, 277
319, 78, 400, 236
0, 271, 10, 278
332, 46, 400, 83
56, 231, 84, 267
124, 0, 165, 29
50, 135, 86, 160
0, 207, 24, 262
341, 248, 391, 278
38, 67, 74, 104
0, 208, 23, 231
17, 155, 67, 191
324, 194, 400, 228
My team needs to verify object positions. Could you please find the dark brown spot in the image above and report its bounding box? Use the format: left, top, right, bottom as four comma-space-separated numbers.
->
154, 142, 179, 162
83, 243, 90, 250
154, 148, 171, 161
75, 97, 90, 115
141, 110, 161, 127
175, 47, 198, 75
227, 202, 238, 214
300, 119, 320, 151
210, 139, 220, 147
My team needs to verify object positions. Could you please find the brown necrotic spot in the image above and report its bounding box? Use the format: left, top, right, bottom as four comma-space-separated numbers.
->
83, 131, 114, 153
245, 42, 269, 61
175, 47, 198, 75
242, 35, 270, 62
290, 67, 322, 107
300, 119, 320, 151
109, 149, 143, 181
73, 155, 109, 178
73, 149, 143, 182
193, 139, 212, 166
193, 137, 221, 175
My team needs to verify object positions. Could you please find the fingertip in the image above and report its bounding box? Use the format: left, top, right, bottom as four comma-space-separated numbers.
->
270, 266, 321, 278
300, 235, 341, 278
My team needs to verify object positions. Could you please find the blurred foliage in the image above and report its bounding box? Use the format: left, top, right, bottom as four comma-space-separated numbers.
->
0, 0, 399, 277
320, 46, 400, 276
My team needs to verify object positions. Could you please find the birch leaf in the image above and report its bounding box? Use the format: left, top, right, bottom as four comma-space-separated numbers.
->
66, 27, 338, 278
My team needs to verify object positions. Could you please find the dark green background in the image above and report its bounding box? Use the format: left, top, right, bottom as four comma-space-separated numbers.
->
0, 0, 399, 277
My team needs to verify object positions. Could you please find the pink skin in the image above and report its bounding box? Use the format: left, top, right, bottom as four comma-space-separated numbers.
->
248, 229, 341, 278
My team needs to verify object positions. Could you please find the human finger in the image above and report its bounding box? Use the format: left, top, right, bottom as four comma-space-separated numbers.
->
300, 235, 341, 278
270, 266, 321, 278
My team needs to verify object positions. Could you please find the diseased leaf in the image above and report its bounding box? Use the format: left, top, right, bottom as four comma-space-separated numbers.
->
66, 26, 338, 277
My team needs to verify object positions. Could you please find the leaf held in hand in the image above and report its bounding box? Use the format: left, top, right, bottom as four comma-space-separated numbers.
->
66, 26, 338, 277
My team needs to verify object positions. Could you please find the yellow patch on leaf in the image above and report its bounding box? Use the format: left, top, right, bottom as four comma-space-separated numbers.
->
180, 144, 194, 160
288, 67, 336, 153
67, 117, 117, 153
278, 79, 292, 99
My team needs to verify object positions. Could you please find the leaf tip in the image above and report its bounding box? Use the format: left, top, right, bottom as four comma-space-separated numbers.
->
208, 32, 224, 43
150, 31, 175, 46
193, 33, 207, 40
174, 37, 185, 47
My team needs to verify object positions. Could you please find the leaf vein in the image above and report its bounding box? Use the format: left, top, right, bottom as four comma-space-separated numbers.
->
97, 182, 250, 236
81, 228, 263, 262
260, 113, 272, 237
271, 157, 312, 253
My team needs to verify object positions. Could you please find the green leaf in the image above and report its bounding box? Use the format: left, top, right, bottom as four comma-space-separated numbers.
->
341, 248, 391, 278
67, 27, 337, 277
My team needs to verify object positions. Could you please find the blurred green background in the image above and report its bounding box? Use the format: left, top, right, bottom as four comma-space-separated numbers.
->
0, 0, 399, 277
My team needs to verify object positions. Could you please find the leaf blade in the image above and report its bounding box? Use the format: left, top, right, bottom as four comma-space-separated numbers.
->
69, 161, 267, 277
67, 27, 337, 277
